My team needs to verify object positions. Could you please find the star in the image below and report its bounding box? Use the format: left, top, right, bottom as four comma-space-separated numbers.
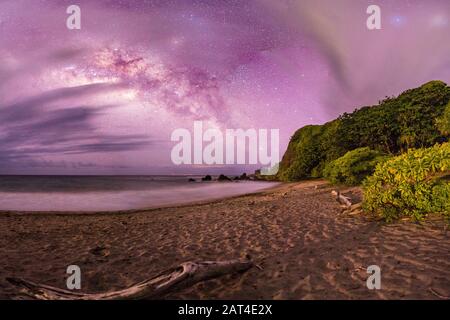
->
390, 15, 407, 27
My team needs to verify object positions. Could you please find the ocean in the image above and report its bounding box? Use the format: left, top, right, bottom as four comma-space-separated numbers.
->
0, 175, 277, 212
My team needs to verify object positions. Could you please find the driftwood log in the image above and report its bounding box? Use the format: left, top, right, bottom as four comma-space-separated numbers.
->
331, 190, 352, 209
7, 258, 253, 300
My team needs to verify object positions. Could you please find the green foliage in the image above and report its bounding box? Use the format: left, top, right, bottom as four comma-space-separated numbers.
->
278, 121, 343, 181
278, 125, 323, 181
363, 143, 450, 221
335, 80, 450, 153
436, 102, 450, 136
278, 81, 450, 181
323, 147, 387, 186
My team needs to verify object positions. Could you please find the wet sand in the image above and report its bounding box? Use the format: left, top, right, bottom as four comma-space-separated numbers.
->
1, 180, 449, 299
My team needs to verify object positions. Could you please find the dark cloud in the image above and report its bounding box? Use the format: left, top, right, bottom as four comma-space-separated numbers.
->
0, 84, 152, 170
1, 83, 123, 121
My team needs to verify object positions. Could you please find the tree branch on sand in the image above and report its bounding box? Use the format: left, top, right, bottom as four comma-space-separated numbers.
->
331, 190, 352, 209
7, 258, 254, 300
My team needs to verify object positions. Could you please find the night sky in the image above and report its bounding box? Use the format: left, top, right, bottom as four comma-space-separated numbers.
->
0, 0, 449, 174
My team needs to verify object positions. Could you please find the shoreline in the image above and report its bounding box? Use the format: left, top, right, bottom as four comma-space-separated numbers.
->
0, 181, 286, 216
1, 180, 449, 299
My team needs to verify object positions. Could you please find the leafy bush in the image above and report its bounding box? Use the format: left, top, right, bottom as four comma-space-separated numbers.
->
363, 143, 450, 221
323, 147, 387, 186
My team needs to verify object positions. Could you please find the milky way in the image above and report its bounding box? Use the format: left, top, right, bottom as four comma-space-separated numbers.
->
0, 0, 449, 174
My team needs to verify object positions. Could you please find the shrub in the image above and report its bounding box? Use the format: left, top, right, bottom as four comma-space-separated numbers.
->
323, 147, 387, 186
363, 143, 450, 221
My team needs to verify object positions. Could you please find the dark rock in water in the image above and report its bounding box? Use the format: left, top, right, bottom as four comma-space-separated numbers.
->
240, 173, 250, 180
201, 175, 212, 181
232, 173, 250, 181
218, 174, 232, 182
188, 178, 196, 182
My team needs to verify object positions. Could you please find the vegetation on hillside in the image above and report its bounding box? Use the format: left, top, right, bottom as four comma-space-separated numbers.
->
275, 81, 450, 221
278, 81, 450, 181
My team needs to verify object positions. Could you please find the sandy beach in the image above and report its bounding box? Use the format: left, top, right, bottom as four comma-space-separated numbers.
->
1, 180, 449, 300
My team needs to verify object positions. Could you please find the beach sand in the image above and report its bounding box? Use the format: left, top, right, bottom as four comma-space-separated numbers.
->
1, 180, 449, 300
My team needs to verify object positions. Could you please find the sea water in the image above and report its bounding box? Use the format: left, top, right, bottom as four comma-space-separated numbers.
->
0, 175, 277, 212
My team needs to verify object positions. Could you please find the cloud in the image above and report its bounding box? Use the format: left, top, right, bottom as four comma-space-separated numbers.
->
1, 83, 124, 121
0, 84, 152, 168
0, 48, 87, 88
263, 0, 450, 115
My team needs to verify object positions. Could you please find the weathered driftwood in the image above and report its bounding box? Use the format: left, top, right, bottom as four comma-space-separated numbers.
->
7, 258, 253, 300
429, 288, 450, 300
346, 203, 363, 215
331, 190, 352, 209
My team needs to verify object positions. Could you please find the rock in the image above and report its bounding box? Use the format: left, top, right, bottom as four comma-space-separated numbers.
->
232, 173, 250, 181
201, 175, 212, 181
188, 178, 196, 182
217, 174, 232, 182
239, 173, 250, 180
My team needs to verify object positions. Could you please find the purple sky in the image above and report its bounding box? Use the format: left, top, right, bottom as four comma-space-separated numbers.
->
0, 0, 449, 175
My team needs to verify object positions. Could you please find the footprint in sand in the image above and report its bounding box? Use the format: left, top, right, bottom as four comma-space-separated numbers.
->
89, 246, 110, 258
